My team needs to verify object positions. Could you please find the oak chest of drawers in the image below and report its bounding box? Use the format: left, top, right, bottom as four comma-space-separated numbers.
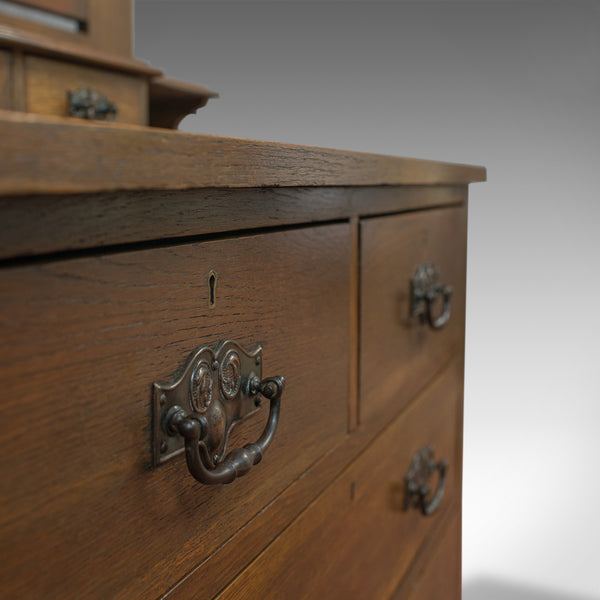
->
0, 115, 485, 598
0, 5, 485, 596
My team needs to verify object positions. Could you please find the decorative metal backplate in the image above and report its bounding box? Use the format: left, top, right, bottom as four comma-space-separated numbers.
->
153, 340, 262, 467
67, 87, 118, 120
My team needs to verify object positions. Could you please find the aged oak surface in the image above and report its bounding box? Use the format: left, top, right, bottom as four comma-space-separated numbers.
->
0, 225, 350, 599
0, 48, 485, 596
0, 110, 486, 195
392, 509, 462, 600
155, 357, 461, 600
214, 360, 462, 600
0, 185, 467, 261
24, 54, 148, 123
360, 205, 468, 427
0, 49, 10, 108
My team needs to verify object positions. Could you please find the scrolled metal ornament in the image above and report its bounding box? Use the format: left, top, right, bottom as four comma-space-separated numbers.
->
189, 359, 213, 413
153, 340, 285, 485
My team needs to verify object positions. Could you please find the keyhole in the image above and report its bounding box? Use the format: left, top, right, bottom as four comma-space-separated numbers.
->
208, 271, 217, 308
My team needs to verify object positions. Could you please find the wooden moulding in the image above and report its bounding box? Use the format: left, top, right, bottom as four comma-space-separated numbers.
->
0, 185, 468, 261
0, 22, 161, 75
149, 76, 218, 129
0, 0, 134, 59
0, 110, 486, 196
12, 1, 87, 23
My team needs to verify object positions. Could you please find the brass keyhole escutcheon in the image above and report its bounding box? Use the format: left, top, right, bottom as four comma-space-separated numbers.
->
208, 270, 218, 309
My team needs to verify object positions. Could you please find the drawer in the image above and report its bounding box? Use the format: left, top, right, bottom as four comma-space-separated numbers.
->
0, 224, 350, 599
391, 510, 461, 600
0, 50, 10, 109
216, 358, 463, 600
360, 205, 467, 426
24, 55, 148, 124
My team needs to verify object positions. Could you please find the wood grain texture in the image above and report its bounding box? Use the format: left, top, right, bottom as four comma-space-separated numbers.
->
0, 109, 487, 196
10, 48, 26, 110
25, 54, 147, 124
0, 224, 350, 600
360, 205, 468, 428
0, 3, 480, 598
155, 353, 460, 600
86, 0, 132, 57
391, 510, 461, 600
0, 50, 10, 109
215, 359, 463, 600
0, 185, 467, 261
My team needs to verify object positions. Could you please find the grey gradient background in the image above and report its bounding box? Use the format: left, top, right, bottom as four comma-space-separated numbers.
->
135, 2, 600, 598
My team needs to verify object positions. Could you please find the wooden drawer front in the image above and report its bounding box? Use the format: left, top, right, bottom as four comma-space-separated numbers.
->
0, 224, 350, 599
392, 511, 461, 600
360, 205, 467, 426
0, 50, 11, 109
217, 359, 463, 600
24, 55, 147, 124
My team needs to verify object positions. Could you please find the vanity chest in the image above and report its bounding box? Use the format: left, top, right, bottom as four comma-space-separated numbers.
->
0, 2, 486, 598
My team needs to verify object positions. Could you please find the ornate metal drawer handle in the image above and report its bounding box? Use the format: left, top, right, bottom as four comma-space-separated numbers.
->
403, 446, 448, 516
410, 262, 453, 329
153, 340, 285, 485
67, 87, 118, 121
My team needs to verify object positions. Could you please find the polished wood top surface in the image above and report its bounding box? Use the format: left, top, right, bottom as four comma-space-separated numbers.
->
0, 110, 486, 196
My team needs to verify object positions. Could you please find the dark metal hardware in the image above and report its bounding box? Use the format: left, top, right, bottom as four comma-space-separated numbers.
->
410, 262, 452, 329
67, 87, 118, 120
207, 270, 218, 309
153, 340, 284, 485
403, 446, 448, 516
